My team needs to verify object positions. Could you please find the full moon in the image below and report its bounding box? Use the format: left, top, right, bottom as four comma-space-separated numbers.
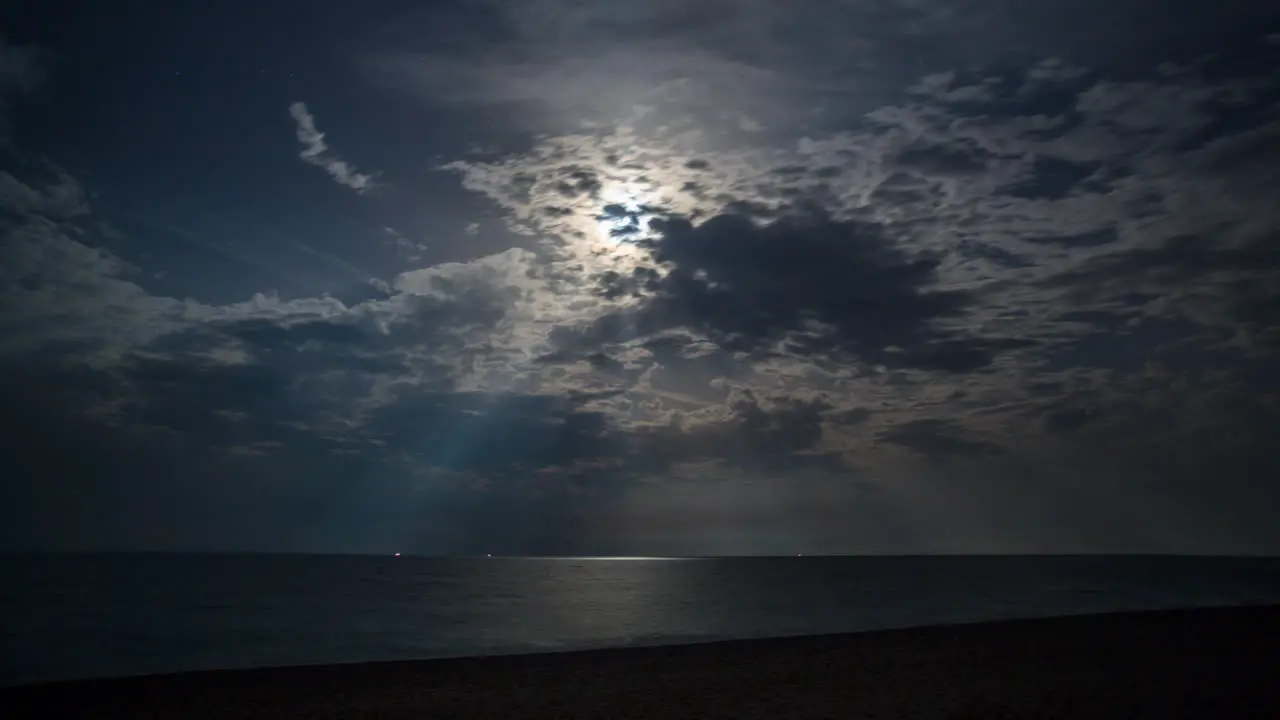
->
594, 183, 658, 246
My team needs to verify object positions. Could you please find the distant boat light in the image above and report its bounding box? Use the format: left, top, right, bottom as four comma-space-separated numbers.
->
394, 552, 401, 557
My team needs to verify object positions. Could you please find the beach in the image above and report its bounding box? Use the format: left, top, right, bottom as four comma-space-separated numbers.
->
3, 605, 1277, 718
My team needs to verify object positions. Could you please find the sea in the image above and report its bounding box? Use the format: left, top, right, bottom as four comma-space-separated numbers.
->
2, 554, 1279, 687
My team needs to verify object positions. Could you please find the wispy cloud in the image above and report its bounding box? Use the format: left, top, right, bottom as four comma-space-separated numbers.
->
287, 102, 374, 193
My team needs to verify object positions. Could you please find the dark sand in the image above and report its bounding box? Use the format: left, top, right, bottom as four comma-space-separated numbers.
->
3, 606, 1278, 719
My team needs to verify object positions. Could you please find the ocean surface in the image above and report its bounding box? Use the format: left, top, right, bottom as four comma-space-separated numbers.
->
2, 554, 1279, 687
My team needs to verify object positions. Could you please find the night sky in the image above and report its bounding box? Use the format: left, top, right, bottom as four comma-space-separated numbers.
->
2, 1, 1279, 555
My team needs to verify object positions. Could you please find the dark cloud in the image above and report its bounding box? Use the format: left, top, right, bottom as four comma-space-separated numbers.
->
553, 167, 603, 199
219, 317, 371, 348
999, 157, 1103, 200
364, 390, 617, 474
1233, 291, 1280, 349
827, 407, 873, 426
870, 172, 937, 206
0, 349, 622, 554
5, 3, 1280, 555
955, 237, 1034, 269
1054, 309, 1131, 327
122, 359, 293, 433
562, 209, 1017, 372
724, 392, 828, 457
1020, 227, 1119, 248
350, 383, 838, 486
591, 266, 661, 301
627, 391, 836, 472
1062, 233, 1280, 284
879, 419, 1003, 459
0, 355, 390, 551
1040, 406, 1097, 434
585, 350, 625, 372
1044, 232, 1280, 349
893, 138, 992, 176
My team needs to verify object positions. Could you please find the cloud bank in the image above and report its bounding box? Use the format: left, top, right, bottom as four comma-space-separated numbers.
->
2, 5, 1279, 554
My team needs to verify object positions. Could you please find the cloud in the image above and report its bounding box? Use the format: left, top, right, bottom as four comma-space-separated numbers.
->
362, 0, 970, 138
0, 197, 186, 362
437, 28, 1280, 475
7, 13, 1280, 553
555, 209, 1022, 373
0, 166, 86, 219
879, 418, 1002, 459
288, 102, 375, 193
0, 149, 527, 399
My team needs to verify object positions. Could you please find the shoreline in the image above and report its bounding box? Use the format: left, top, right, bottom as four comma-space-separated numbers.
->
4, 605, 1279, 718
